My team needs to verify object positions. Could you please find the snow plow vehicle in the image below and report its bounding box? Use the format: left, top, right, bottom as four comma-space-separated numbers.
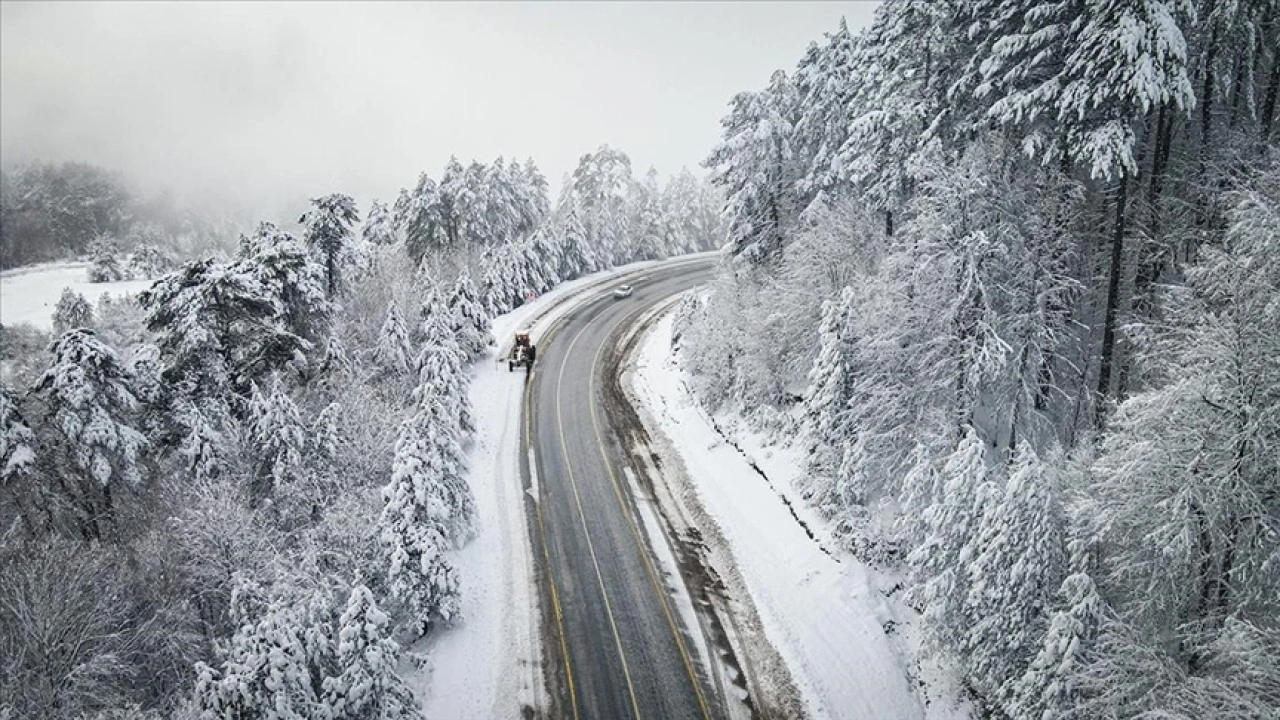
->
509, 331, 536, 372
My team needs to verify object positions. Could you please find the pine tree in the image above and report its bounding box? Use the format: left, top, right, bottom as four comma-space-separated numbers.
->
33, 329, 148, 537
87, 233, 128, 282
321, 584, 417, 719
193, 577, 333, 719
301, 194, 361, 298
309, 402, 346, 484
801, 286, 857, 470
379, 414, 463, 629
705, 70, 803, 263
907, 426, 991, 649
446, 270, 492, 361
317, 335, 354, 387
249, 380, 307, 503
361, 199, 399, 246
1008, 539, 1105, 720
238, 223, 331, 349
374, 300, 414, 376
416, 292, 473, 435
962, 446, 1067, 700
52, 288, 94, 334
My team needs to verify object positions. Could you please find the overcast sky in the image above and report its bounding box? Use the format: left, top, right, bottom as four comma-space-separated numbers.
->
1, 1, 878, 218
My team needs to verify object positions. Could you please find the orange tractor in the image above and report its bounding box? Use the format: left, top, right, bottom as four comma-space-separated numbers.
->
509, 331, 536, 372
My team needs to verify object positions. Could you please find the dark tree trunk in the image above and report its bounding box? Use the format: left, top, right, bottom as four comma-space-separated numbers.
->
885, 208, 894, 238
1261, 52, 1280, 142
1095, 173, 1129, 424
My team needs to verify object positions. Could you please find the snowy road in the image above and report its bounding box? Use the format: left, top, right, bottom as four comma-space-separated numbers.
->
524, 259, 723, 720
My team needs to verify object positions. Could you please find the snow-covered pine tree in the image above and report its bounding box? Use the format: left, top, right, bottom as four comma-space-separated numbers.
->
249, 380, 308, 504
793, 17, 860, 195
309, 402, 346, 486
192, 576, 333, 719
140, 256, 302, 402
415, 292, 473, 436
801, 286, 857, 473
321, 584, 416, 719
1008, 538, 1105, 720
907, 426, 991, 650
395, 173, 441, 265
87, 233, 128, 282
177, 399, 224, 484
362, 199, 400, 246
33, 329, 148, 538
52, 288, 95, 334
237, 222, 331, 351
962, 446, 1067, 702
374, 300, 414, 377
300, 193, 361, 298
447, 270, 493, 361
379, 414, 463, 630
316, 335, 354, 388
0, 387, 38, 532
704, 70, 803, 263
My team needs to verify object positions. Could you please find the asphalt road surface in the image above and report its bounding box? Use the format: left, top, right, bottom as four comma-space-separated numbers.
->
523, 258, 720, 720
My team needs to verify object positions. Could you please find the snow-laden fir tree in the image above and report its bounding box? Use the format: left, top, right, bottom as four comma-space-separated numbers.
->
361, 199, 399, 246
300, 193, 361, 298
87, 233, 128, 282
0, 387, 38, 532
316, 335, 354, 388
238, 222, 331, 349
309, 402, 346, 485
415, 293, 474, 437
704, 70, 803, 263
248, 380, 307, 503
379, 413, 463, 630
33, 329, 147, 537
373, 300, 414, 377
192, 576, 333, 719
320, 584, 417, 719
801, 285, 857, 473
907, 426, 990, 650
962, 446, 1067, 702
447, 270, 493, 361
1008, 537, 1105, 720
177, 398, 224, 484
52, 287, 94, 334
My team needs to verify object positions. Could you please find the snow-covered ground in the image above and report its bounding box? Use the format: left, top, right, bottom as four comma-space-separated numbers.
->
413, 257, 711, 718
626, 310, 974, 720
0, 262, 155, 329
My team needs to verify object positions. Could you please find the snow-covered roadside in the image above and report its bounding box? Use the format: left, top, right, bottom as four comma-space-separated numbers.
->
0, 262, 155, 329
412, 257, 711, 718
626, 310, 974, 720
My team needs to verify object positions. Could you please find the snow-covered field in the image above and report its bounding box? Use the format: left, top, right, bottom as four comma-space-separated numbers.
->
0, 262, 155, 329
626, 311, 974, 720
413, 259, 707, 718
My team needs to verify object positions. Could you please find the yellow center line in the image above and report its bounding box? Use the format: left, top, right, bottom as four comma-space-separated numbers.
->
553, 322, 645, 720
523, 373, 580, 720
586, 298, 716, 720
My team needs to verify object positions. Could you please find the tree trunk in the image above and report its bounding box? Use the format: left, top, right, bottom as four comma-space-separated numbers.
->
885, 208, 894, 238
1261, 52, 1280, 142
1095, 173, 1129, 424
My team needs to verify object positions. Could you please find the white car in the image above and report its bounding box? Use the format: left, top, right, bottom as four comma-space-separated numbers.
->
613, 284, 634, 299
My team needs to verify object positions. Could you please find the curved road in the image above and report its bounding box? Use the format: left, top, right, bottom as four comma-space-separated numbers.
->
522, 259, 721, 720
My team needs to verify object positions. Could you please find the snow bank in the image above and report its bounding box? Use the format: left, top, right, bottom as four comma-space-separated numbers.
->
0, 262, 155, 329
415, 256, 712, 718
627, 311, 973, 720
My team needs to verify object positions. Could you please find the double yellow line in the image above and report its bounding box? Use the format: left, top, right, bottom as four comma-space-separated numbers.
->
523, 283, 714, 720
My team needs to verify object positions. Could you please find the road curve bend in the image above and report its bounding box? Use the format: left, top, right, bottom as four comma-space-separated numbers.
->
521, 258, 720, 720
